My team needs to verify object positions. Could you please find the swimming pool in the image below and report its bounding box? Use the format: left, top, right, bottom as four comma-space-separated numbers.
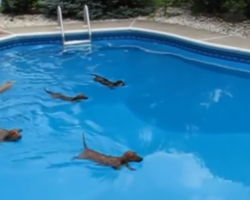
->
1, 29, 250, 200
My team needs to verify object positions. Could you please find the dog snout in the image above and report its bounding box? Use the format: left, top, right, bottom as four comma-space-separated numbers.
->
133, 156, 143, 162
137, 157, 143, 162
15, 135, 22, 141
13, 135, 22, 141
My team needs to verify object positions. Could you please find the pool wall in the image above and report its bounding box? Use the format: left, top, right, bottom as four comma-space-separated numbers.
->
1, 27, 250, 65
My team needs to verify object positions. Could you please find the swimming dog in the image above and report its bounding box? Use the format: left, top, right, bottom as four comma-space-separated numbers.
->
0, 128, 22, 142
72, 133, 143, 170
89, 74, 125, 89
0, 81, 16, 95
44, 88, 88, 102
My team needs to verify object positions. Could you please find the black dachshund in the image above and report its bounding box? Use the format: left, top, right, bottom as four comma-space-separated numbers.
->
89, 74, 125, 89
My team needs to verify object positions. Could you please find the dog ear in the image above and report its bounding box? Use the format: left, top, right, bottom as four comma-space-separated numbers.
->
120, 157, 127, 165
3, 134, 11, 140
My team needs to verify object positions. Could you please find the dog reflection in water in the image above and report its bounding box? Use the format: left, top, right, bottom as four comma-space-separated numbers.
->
44, 88, 88, 102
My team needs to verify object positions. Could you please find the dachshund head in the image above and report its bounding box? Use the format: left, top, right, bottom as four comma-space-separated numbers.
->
4, 129, 22, 141
76, 94, 88, 100
122, 151, 143, 163
114, 80, 125, 87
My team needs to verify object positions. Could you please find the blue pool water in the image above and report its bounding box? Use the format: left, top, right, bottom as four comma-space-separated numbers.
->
1, 37, 250, 200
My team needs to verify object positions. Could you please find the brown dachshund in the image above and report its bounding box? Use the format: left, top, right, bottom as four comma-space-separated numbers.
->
44, 88, 88, 102
89, 74, 125, 89
0, 81, 16, 95
72, 133, 143, 170
0, 128, 22, 142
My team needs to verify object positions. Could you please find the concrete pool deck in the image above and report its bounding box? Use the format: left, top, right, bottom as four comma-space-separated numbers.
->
0, 20, 250, 50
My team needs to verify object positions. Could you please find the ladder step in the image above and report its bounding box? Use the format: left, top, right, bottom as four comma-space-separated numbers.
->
64, 40, 91, 46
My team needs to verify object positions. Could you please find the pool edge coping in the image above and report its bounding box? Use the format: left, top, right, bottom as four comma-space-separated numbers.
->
130, 27, 250, 54
1, 26, 250, 56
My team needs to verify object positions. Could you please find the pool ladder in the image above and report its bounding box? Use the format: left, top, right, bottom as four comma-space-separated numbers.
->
57, 5, 92, 46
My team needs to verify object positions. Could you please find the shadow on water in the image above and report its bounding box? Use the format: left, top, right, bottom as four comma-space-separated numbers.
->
47, 160, 123, 183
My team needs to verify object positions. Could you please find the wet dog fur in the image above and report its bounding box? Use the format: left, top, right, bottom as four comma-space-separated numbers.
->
89, 74, 125, 89
0, 128, 22, 142
72, 133, 143, 170
44, 88, 88, 102
0, 81, 16, 95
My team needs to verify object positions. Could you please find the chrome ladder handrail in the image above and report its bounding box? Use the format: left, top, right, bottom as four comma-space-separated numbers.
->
83, 5, 92, 41
57, 6, 65, 45
57, 5, 92, 46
